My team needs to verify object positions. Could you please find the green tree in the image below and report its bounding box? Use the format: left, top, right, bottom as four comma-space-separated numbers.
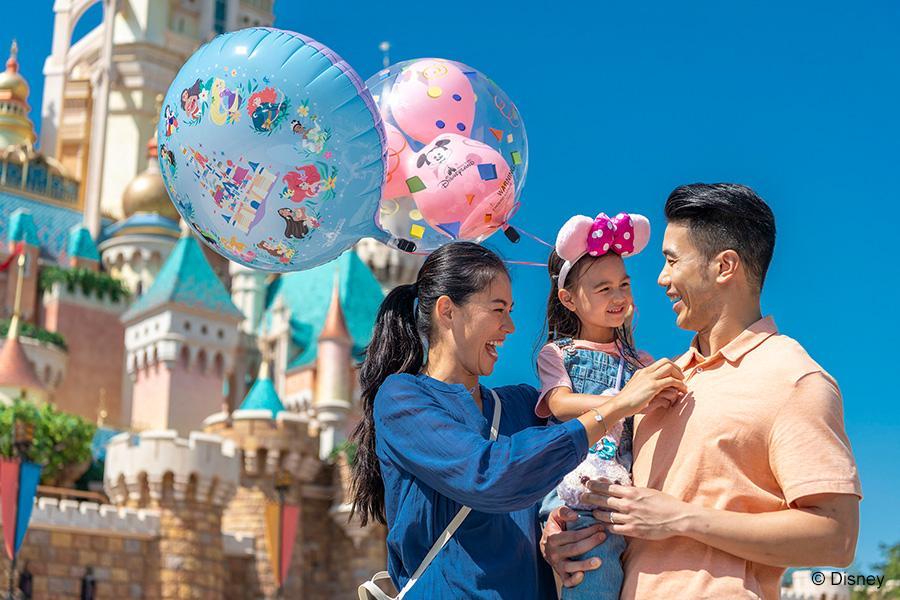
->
0, 398, 96, 485
874, 542, 900, 598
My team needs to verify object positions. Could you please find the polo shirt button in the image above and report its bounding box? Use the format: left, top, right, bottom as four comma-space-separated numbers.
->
696, 367, 703, 373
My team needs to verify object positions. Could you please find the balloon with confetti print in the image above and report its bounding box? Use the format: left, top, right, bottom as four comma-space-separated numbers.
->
158, 27, 387, 272
366, 58, 528, 252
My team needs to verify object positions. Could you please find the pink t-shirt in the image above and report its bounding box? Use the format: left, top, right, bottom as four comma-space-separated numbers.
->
535, 340, 653, 419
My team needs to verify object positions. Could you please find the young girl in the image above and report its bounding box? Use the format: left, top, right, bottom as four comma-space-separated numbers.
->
537, 212, 655, 599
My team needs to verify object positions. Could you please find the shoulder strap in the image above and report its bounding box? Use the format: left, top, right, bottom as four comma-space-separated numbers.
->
387, 389, 502, 600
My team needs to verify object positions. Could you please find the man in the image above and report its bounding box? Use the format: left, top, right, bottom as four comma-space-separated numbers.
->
542, 183, 861, 599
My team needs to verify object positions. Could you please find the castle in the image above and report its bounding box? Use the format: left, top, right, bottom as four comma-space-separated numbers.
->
0, 2, 421, 597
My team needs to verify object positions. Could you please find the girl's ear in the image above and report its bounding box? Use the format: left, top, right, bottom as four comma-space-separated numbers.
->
558, 288, 577, 313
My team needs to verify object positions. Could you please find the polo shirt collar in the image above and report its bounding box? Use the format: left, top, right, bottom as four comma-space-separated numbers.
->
676, 316, 778, 368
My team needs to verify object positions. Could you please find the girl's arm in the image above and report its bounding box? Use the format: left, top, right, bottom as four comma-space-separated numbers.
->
545, 387, 618, 422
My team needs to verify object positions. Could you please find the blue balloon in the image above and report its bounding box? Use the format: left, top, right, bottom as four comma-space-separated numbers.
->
158, 28, 386, 272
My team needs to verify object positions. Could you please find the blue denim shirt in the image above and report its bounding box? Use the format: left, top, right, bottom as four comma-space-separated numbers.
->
374, 373, 589, 599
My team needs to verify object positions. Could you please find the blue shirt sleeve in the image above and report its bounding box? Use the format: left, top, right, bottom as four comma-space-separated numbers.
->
374, 375, 588, 514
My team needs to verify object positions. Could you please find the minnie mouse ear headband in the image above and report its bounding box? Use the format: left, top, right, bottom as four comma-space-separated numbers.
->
556, 212, 651, 289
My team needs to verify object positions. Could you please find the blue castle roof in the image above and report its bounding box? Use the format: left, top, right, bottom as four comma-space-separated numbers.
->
66, 225, 100, 261
103, 212, 180, 240
1, 191, 112, 260
238, 364, 284, 416
264, 250, 384, 369
8, 207, 39, 246
122, 234, 242, 321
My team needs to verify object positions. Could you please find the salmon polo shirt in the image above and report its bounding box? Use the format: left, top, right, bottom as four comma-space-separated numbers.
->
623, 317, 861, 600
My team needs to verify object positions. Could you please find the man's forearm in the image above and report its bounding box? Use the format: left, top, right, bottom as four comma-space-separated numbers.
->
678, 498, 857, 568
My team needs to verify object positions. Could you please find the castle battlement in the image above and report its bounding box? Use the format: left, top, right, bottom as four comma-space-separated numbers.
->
203, 410, 321, 484
26, 497, 160, 538
104, 430, 240, 507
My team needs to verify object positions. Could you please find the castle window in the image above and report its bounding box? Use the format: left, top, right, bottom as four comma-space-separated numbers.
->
184, 321, 191, 331
201, 324, 208, 335
197, 349, 208, 373
217, 329, 224, 339
213, 0, 227, 33
179, 346, 190, 369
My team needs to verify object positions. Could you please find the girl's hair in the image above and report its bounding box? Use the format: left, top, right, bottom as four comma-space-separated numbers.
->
350, 242, 509, 525
543, 250, 644, 369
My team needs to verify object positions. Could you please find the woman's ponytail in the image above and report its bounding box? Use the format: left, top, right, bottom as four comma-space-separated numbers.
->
350, 282, 423, 525
350, 242, 507, 526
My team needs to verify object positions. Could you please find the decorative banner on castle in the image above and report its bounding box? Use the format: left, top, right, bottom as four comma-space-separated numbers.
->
0, 241, 25, 272
0, 458, 42, 560
264, 501, 300, 588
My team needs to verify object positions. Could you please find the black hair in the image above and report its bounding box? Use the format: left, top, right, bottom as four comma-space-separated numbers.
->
350, 242, 509, 525
542, 250, 644, 369
664, 183, 776, 290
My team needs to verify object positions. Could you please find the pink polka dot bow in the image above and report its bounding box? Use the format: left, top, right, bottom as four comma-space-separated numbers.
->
555, 212, 651, 289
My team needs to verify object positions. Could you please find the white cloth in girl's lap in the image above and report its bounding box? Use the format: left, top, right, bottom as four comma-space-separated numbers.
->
557, 388, 633, 510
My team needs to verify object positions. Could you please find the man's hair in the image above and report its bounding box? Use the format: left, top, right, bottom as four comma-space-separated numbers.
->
664, 183, 776, 290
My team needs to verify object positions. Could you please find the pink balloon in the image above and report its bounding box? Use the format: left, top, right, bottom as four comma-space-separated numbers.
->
389, 59, 475, 144
382, 123, 415, 200
405, 134, 516, 241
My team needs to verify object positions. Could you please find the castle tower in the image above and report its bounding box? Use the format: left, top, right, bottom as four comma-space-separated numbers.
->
4, 209, 41, 322
121, 230, 242, 434
354, 238, 423, 292
104, 429, 240, 599
40, 0, 276, 236
204, 363, 320, 598
0, 40, 36, 150
63, 224, 101, 271
314, 274, 353, 460
229, 262, 268, 407
0, 253, 46, 405
99, 127, 180, 296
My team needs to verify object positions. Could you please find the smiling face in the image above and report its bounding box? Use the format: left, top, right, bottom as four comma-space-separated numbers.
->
445, 273, 516, 377
560, 254, 633, 337
658, 222, 721, 332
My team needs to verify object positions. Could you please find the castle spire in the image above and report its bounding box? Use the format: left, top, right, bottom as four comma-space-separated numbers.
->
0, 254, 46, 402
7, 39, 18, 73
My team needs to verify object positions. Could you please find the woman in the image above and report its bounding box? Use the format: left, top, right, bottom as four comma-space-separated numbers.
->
350, 242, 684, 599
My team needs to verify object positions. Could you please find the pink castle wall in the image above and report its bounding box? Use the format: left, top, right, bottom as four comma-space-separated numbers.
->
43, 294, 126, 426
131, 355, 226, 434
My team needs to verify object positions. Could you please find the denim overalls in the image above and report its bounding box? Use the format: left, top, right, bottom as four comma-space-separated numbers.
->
540, 338, 636, 600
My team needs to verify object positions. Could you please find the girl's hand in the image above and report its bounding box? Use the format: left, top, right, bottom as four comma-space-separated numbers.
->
612, 359, 686, 418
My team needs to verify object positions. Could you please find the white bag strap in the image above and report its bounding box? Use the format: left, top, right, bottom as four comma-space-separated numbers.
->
358, 389, 503, 600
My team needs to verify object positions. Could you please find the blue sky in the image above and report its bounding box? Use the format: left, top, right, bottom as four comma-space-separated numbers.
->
8, 0, 899, 571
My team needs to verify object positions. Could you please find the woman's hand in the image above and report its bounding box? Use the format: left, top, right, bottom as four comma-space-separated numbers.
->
612, 359, 687, 418
540, 506, 607, 587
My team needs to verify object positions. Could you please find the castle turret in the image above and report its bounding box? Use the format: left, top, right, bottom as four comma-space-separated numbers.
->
354, 238, 423, 292
5, 209, 40, 322
64, 224, 100, 271
229, 261, 269, 407
104, 430, 240, 599
0, 41, 36, 150
204, 363, 320, 598
314, 275, 353, 460
122, 231, 242, 434
0, 253, 46, 404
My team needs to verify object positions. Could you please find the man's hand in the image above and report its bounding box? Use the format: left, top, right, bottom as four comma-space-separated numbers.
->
583, 481, 692, 541
540, 506, 607, 587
